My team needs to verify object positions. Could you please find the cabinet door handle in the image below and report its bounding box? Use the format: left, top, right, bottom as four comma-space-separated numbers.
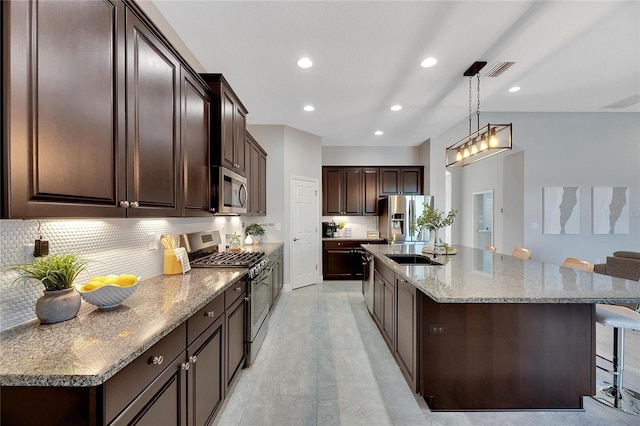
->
130, 201, 139, 208
189, 355, 197, 364
181, 362, 190, 371
151, 355, 164, 365
235, 286, 242, 292
119, 200, 130, 208
205, 311, 216, 318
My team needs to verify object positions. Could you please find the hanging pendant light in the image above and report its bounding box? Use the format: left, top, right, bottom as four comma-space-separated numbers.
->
445, 61, 512, 167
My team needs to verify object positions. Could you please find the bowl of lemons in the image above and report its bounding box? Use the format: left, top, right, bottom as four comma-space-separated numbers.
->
75, 274, 141, 310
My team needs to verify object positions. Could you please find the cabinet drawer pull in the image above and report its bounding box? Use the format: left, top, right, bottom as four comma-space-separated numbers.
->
189, 355, 197, 364
119, 200, 129, 208
181, 362, 190, 371
151, 355, 164, 365
205, 311, 216, 318
235, 286, 242, 292
130, 201, 139, 208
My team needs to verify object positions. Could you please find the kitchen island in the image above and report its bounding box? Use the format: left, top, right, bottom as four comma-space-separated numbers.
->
362, 244, 640, 411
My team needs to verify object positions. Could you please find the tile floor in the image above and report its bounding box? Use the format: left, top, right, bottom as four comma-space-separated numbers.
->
214, 281, 640, 426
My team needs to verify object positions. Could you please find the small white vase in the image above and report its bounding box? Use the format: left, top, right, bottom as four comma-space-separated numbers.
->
244, 234, 253, 245
425, 228, 438, 253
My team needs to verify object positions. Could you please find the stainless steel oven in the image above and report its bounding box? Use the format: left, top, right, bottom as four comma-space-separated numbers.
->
247, 261, 273, 366
211, 166, 248, 215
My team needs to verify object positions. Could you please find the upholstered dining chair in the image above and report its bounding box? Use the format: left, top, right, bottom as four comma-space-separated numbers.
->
511, 246, 531, 260
485, 246, 497, 253
563, 257, 640, 415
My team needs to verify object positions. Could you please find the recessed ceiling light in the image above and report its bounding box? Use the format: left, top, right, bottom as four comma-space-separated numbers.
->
374, 130, 384, 136
420, 57, 438, 68
390, 105, 402, 111
509, 86, 521, 93
304, 105, 315, 112
297, 57, 313, 69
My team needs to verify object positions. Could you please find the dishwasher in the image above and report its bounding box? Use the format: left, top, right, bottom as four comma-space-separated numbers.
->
361, 251, 374, 314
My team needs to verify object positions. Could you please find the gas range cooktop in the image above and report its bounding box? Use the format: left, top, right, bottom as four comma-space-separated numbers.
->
190, 251, 266, 268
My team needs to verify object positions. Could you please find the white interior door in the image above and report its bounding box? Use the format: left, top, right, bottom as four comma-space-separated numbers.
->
290, 176, 319, 289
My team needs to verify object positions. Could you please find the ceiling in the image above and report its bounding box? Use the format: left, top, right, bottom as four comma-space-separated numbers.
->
150, 1, 640, 147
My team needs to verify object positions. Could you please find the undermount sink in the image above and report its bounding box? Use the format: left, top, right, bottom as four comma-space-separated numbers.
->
385, 254, 442, 265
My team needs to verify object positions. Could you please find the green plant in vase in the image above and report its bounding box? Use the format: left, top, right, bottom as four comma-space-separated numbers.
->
414, 205, 457, 253
245, 223, 265, 244
7, 253, 91, 324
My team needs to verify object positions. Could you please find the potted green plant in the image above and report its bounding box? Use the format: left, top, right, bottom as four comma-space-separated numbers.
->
245, 223, 265, 245
414, 205, 457, 253
7, 253, 91, 324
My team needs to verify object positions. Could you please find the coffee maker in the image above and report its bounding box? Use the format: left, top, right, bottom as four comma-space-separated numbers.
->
322, 221, 338, 238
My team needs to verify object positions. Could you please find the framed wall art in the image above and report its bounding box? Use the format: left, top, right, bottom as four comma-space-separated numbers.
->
543, 186, 580, 235
592, 186, 629, 234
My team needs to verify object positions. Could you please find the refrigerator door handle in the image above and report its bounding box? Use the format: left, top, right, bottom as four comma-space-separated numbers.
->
408, 198, 415, 240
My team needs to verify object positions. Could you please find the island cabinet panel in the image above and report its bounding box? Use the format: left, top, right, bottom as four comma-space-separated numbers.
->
182, 70, 212, 216
125, 8, 181, 217
395, 276, 417, 392
3, 0, 127, 218
373, 270, 385, 327
382, 275, 395, 349
417, 294, 595, 410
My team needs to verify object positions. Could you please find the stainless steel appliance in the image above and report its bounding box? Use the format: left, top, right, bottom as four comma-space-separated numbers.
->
182, 230, 270, 366
362, 251, 374, 314
379, 195, 434, 243
211, 166, 248, 215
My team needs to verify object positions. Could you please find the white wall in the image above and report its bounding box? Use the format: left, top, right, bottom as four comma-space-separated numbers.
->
249, 124, 323, 285
431, 112, 640, 265
322, 146, 420, 166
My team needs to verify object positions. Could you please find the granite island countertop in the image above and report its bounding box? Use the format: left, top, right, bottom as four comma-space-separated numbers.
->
0, 243, 283, 387
362, 244, 640, 304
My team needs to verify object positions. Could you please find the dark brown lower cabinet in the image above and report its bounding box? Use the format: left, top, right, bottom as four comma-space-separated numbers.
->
395, 277, 417, 392
110, 353, 187, 425
322, 240, 384, 280
373, 270, 385, 327
226, 295, 246, 391
188, 315, 225, 426
381, 276, 395, 349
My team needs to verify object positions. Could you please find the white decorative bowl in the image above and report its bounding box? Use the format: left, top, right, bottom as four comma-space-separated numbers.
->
75, 277, 141, 310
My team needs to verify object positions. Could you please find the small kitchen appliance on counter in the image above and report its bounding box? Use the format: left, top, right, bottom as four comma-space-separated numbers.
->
322, 221, 338, 238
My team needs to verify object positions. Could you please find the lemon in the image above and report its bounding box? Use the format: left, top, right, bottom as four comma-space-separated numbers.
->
103, 275, 119, 285
116, 274, 138, 287
82, 281, 105, 291
89, 276, 107, 282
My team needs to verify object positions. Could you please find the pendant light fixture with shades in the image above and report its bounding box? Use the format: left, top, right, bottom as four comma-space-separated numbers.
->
446, 61, 512, 168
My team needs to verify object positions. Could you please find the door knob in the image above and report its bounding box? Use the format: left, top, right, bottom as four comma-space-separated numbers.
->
293, 238, 299, 241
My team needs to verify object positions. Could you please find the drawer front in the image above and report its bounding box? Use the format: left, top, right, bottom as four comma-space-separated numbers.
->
188, 293, 225, 344
324, 240, 359, 249
225, 279, 246, 310
374, 257, 395, 284
105, 322, 186, 424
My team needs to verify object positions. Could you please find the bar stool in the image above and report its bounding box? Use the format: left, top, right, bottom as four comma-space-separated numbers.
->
511, 246, 531, 260
594, 304, 640, 415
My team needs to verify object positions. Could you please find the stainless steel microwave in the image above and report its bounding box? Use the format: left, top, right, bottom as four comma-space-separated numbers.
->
211, 166, 248, 215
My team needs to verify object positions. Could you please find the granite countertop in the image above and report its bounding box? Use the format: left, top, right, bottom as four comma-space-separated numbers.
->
362, 244, 640, 304
0, 243, 283, 387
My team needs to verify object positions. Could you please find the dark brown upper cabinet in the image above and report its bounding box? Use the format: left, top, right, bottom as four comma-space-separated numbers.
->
379, 167, 423, 195
2, 0, 212, 219
3, 0, 127, 218
247, 133, 268, 216
322, 166, 379, 216
200, 74, 249, 177
181, 70, 213, 217
125, 8, 181, 217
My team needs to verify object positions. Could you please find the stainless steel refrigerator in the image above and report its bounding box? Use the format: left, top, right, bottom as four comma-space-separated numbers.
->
379, 195, 434, 243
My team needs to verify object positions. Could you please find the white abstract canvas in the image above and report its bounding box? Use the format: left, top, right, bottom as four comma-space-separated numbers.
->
543, 187, 580, 234
592, 186, 629, 234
